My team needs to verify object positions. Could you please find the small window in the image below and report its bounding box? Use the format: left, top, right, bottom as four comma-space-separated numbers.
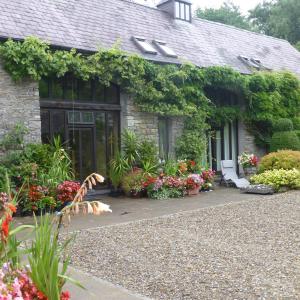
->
132, 37, 157, 55
175, 1, 191, 22
153, 40, 177, 58
68, 111, 81, 123
68, 111, 94, 124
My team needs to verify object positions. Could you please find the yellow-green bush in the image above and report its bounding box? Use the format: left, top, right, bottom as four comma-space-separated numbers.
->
258, 150, 300, 172
250, 169, 300, 191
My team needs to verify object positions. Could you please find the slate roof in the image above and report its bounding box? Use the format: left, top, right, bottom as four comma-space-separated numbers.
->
0, 0, 300, 77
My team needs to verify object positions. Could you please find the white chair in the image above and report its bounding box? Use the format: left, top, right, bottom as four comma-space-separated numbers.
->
220, 160, 250, 189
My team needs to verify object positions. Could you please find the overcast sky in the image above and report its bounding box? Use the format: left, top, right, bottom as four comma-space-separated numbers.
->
134, 0, 263, 14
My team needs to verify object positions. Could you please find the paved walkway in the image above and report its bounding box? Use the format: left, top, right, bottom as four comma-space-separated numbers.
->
59, 187, 259, 232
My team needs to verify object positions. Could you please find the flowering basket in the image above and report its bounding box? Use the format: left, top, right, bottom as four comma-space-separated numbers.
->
185, 174, 204, 194
238, 153, 259, 168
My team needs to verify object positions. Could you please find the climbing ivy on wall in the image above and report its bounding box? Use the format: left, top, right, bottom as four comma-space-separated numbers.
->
0, 36, 299, 153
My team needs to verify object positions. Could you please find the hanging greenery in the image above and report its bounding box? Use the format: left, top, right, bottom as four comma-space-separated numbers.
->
0, 36, 299, 153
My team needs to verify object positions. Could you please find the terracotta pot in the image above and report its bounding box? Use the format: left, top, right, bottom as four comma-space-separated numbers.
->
187, 186, 200, 196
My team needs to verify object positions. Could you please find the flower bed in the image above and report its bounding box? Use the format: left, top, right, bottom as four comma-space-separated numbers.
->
120, 160, 216, 199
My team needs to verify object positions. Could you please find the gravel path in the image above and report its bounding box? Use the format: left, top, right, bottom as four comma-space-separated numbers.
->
68, 191, 300, 299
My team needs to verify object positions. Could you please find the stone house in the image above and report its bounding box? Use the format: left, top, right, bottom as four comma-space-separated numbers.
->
0, 0, 300, 179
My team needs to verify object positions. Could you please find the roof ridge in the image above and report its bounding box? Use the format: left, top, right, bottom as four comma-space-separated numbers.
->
120, 0, 162, 13
192, 16, 290, 44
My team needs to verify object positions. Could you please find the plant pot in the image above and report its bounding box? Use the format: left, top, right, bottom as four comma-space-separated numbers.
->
243, 166, 257, 176
187, 186, 200, 196
109, 188, 124, 197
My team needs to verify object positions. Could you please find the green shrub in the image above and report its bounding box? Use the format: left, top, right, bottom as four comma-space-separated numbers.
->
259, 150, 300, 172
296, 130, 300, 140
121, 169, 146, 196
250, 168, 300, 192
273, 118, 294, 132
292, 117, 300, 130
270, 131, 300, 151
138, 140, 158, 166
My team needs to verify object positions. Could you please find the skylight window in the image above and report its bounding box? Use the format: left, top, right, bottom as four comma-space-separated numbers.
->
153, 40, 177, 58
238, 55, 260, 69
250, 58, 272, 71
132, 37, 157, 55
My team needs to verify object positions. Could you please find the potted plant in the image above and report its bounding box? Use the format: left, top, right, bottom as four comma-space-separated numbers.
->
185, 174, 204, 196
201, 169, 215, 191
238, 152, 259, 176
121, 168, 147, 198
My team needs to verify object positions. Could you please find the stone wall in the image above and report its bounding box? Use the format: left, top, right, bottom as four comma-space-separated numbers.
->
169, 116, 184, 156
238, 120, 266, 173
120, 93, 159, 145
0, 63, 41, 143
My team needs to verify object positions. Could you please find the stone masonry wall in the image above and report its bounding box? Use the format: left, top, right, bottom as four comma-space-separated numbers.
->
0, 63, 41, 143
121, 93, 159, 145
238, 120, 266, 173
169, 117, 184, 156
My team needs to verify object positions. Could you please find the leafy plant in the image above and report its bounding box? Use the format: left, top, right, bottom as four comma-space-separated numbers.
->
175, 110, 209, 162
122, 130, 140, 165
250, 168, 300, 192
138, 139, 158, 166
163, 159, 178, 176
28, 214, 75, 300
258, 150, 300, 172
121, 168, 146, 196
0, 123, 28, 151
109, 152, 130, 189
38, 137, 73, 189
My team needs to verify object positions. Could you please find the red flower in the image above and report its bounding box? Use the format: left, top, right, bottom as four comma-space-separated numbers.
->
60, 291, 71, 300
37, 290, 48, 300
189, 160, 196, 166
57, 181, 81, 203
1, 214, 12, 241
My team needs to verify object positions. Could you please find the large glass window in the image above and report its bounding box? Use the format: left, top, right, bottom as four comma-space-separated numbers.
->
39, 75, 120, 104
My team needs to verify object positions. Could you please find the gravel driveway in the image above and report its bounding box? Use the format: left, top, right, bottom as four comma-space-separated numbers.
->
68, 191, 300, 299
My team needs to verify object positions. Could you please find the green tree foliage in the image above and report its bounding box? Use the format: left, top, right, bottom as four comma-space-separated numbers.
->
196, 1, 251, 30
249, 0, 300, 46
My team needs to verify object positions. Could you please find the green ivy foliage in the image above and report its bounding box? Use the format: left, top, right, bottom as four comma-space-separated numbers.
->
0, 37, 300, 152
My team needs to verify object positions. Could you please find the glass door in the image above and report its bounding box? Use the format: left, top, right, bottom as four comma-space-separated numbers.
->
68, 127, 96, 181
210, 121, 238, 172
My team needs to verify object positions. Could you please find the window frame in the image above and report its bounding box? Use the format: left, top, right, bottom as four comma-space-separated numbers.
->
39, 75, 120, 105
174, 1, 191, 22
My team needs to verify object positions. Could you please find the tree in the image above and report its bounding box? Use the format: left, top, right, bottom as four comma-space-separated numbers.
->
195, 1, 251, 30
249, 0, 300, 45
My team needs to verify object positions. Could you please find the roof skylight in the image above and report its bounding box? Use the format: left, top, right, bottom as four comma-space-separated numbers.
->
132, 37, 157, 55
153, 40, 177, 58
238, 55, 260, 69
